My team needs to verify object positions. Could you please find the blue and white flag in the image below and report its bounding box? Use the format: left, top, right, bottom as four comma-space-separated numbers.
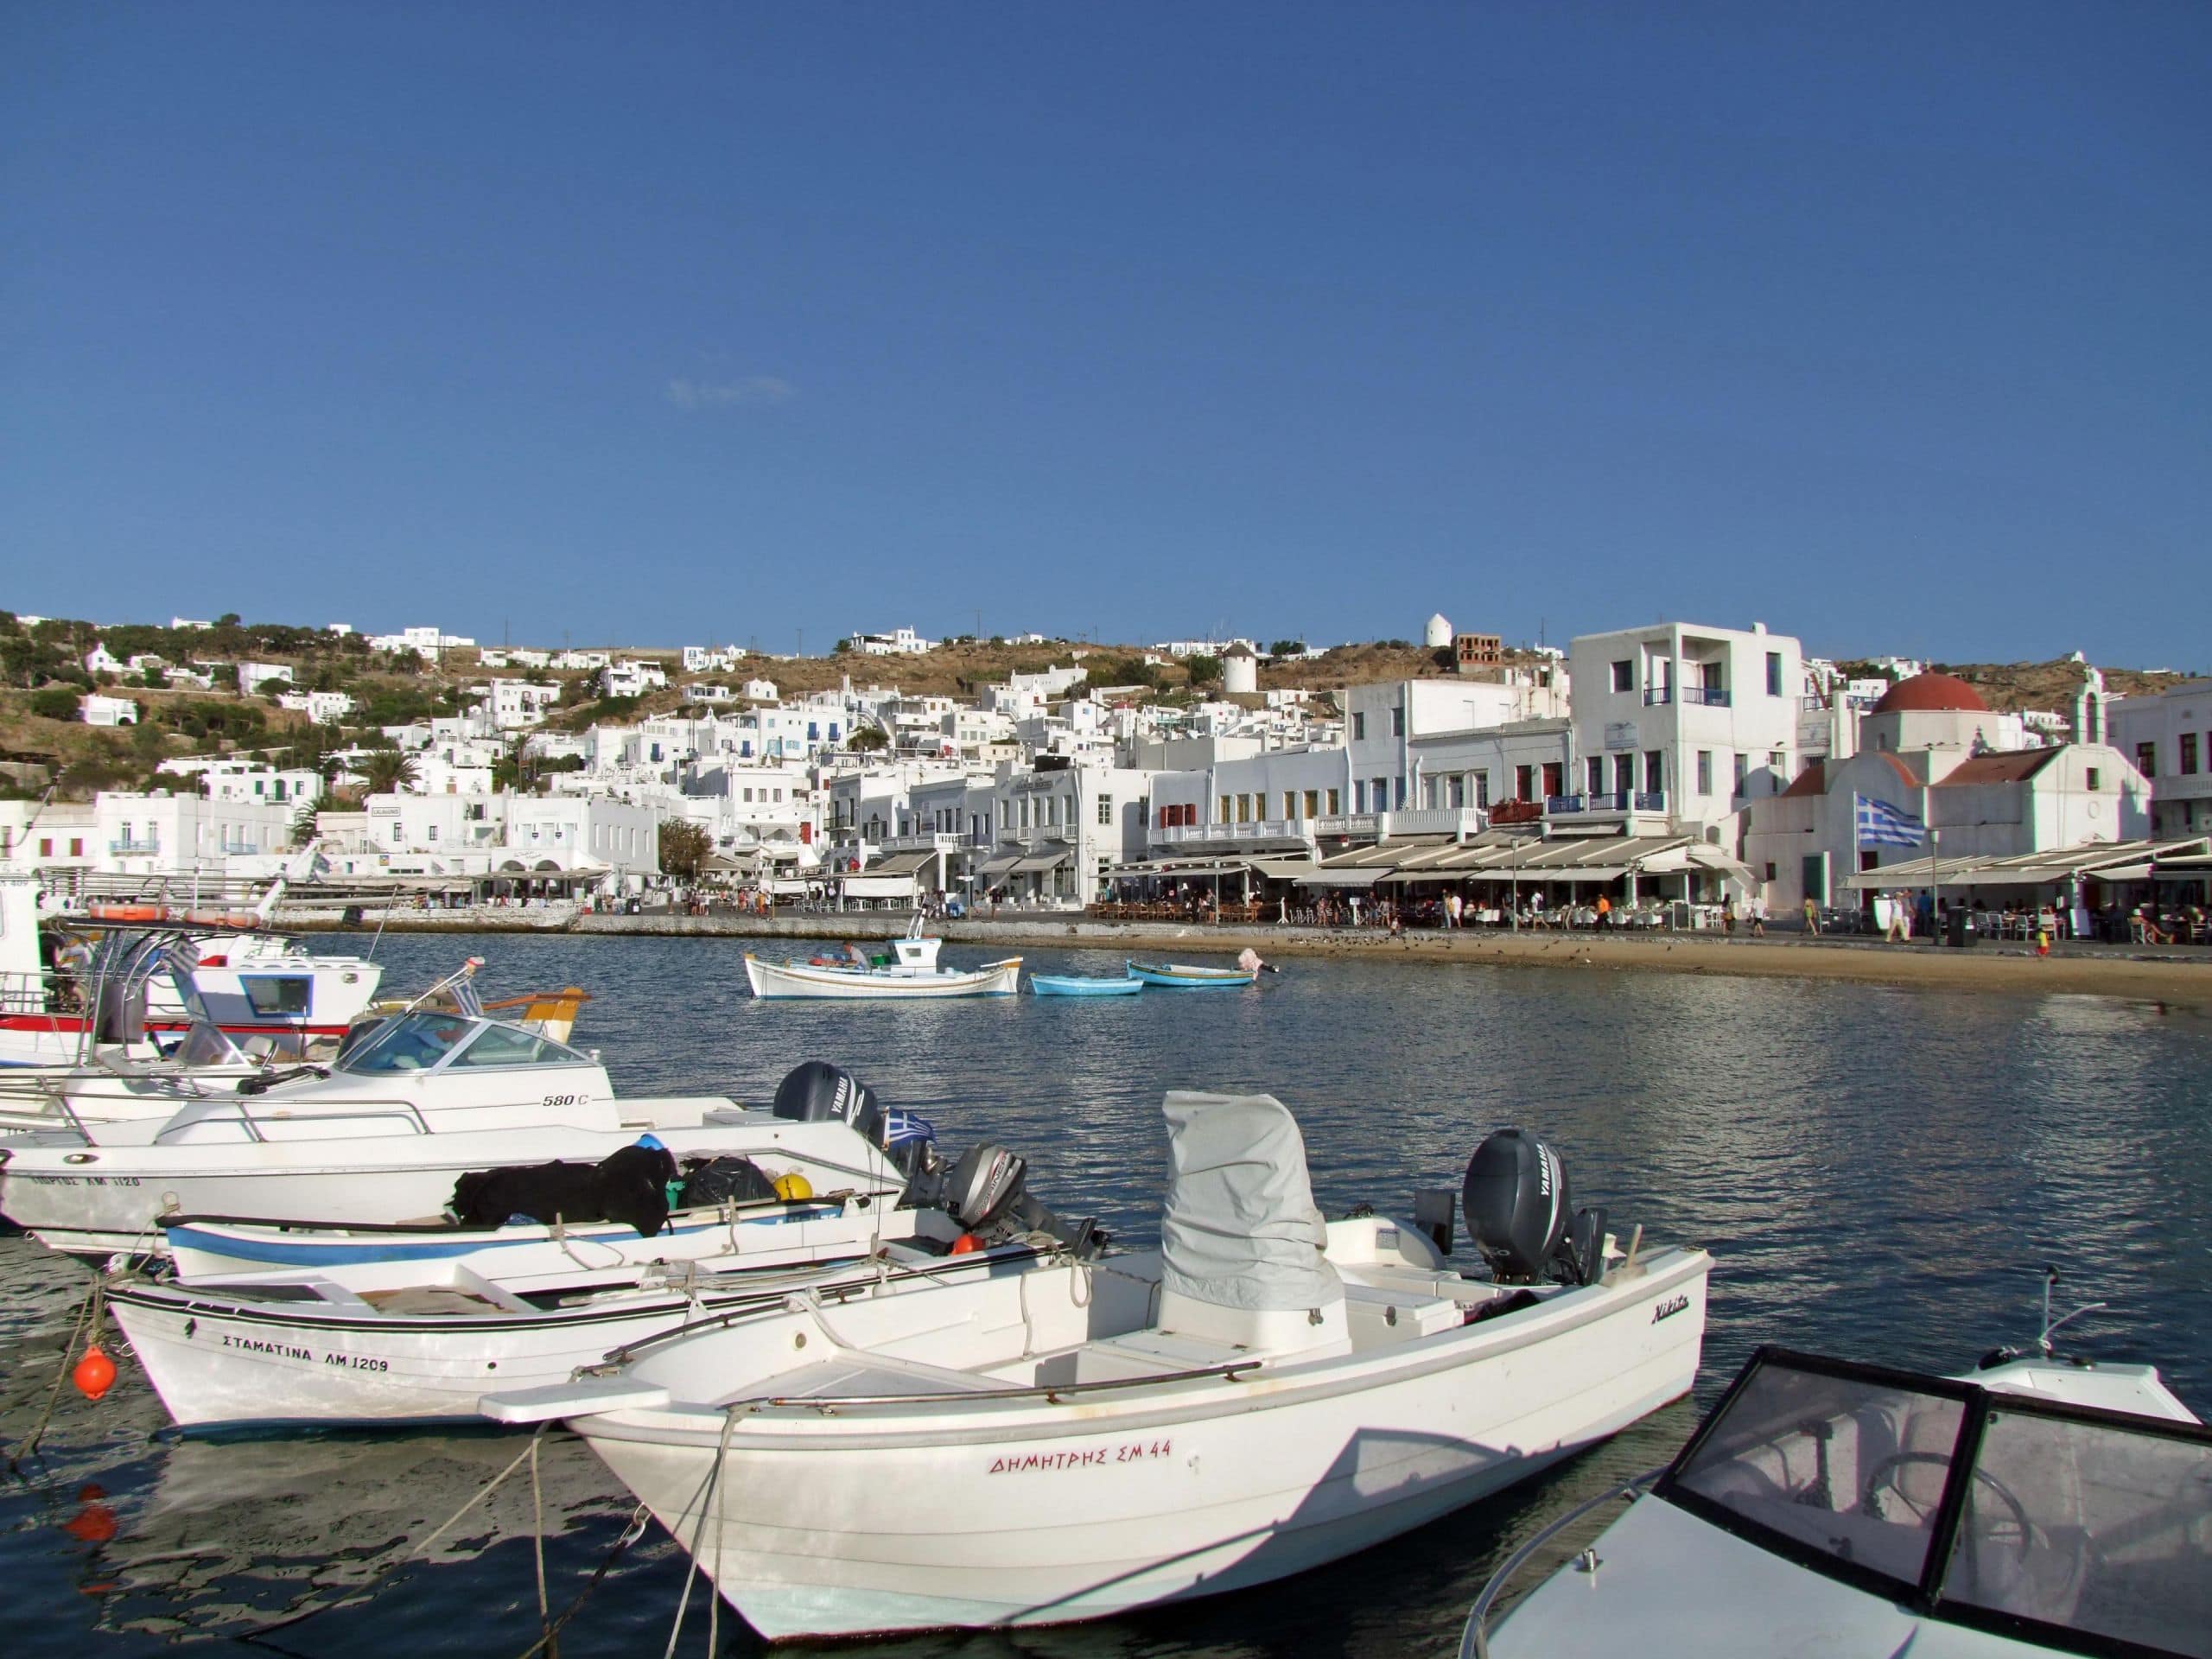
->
881, 1109, 935, 1147
1854, 793, 1927, 850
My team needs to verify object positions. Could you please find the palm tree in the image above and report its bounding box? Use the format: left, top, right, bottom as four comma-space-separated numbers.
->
358, 748, 419, 796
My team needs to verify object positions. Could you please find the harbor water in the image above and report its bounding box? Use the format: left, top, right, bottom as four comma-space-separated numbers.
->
5, 934, 2209, 1657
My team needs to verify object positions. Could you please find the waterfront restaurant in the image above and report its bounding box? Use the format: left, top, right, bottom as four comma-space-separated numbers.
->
1842, 836, 2212, 941
1297, 829, 1759, 925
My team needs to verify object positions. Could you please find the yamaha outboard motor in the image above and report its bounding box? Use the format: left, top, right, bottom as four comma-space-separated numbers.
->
771, 1060, 879, 1129
936, 1142, 1106, 1259
1462, 1128, 1606, 1286
771, 1061, 944, 1192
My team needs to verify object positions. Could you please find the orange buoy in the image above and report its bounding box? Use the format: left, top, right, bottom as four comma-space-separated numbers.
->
73, 1344, 118, 1402
949, 1233, 983, 1255
90, 904, 163, 924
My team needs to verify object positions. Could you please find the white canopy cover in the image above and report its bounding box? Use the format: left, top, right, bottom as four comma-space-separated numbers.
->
1159, 1091, 1343, 1313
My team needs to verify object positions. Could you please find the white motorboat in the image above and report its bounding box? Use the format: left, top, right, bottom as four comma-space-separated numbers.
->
0, 957, 587, 1141
0, 1016, 911, 1259
744, 923, 1020, 999
0, 878, 385, 1065
486, 1096, 1709, 1640
1466, 1286, 2209, 1659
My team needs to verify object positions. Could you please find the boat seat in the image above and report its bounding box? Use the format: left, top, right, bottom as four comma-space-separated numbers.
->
1339, 1281, 1464, 1341
1071, 1327, 1258, 1384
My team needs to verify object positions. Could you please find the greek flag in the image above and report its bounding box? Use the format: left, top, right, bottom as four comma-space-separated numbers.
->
882, 1109, 935, 1147
1854, 794, 1927, 850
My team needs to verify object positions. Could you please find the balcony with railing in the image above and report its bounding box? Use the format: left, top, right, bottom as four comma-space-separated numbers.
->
1679, 686, 1732, 708
879, 831, 967, 854
1158, 817, 1314, 848
1383, 807, 1489, 839
108, 838, 161, 856
1546, 791, 1669, 819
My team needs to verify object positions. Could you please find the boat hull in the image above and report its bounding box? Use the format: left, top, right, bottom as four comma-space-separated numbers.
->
577, 1247, 1709, 1638
110, 1243, 1020, 1431
162, 1197, 885, 1279
1125, 962, 1256, 990
1029, 976, 1144, 997
744, 955, 1021, 1000
0, 1115, 893, 1259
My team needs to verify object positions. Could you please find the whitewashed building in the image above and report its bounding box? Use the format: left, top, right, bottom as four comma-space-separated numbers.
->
1566, 620, 1808, 842
2108, 677, 2212, 837
599, 658, 670, 699
1743, 673, 2153, 911
852, 627, 938, 656
276, 690, 357, 724
80, 694, 140, 727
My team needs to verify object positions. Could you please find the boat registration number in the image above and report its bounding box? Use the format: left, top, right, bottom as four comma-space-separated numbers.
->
215, 1332, 391, 1372
988, 1439, 1173, 1475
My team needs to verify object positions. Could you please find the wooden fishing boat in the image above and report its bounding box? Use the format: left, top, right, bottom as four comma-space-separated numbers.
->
1029, 974, 1144, 997
1125, 960, 1258, 990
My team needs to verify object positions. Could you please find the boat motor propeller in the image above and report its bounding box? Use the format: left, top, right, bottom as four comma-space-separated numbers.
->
1463, 1128, 1607, 1287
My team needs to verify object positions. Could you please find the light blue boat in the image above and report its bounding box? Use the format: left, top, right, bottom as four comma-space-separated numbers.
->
1029, 974, 1145, 997
1125, 960, 1259, 990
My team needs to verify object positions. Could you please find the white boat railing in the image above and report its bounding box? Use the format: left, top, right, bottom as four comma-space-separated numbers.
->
152, 1097, 437, 1144
748, 1356, 1263, 1413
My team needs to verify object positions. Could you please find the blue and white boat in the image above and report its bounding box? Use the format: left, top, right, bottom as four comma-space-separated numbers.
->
1029, 974, 1145, 997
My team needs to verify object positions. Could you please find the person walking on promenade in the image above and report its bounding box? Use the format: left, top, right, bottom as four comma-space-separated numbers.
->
1749, 895, 1766, 937
1595, 893, 1611, 930
1885, 890, 1910, 943
1802, 895, 1821, 935
1723, 894, 1738, 935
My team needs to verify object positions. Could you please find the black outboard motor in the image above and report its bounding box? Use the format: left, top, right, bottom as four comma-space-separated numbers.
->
770, 1061, 943, 1195
1462, 1128, 1606, 1286
772, 1060, 879, 1129
934, 1142, 1106, 1260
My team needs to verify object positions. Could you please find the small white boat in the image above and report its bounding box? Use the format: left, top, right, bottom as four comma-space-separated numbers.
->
746, 925, 1020, 999
1468, 1283, 2209, 1659
1125, 959, 1257, 989
110, 1236, 1046, 1431
114, 1077, 1100, 1430
486, 1097, 1707, 1639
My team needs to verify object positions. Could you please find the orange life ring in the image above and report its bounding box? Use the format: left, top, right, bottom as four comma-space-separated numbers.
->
90, 904, 162, 924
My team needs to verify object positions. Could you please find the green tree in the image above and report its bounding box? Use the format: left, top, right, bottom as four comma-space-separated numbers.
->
29, 685, 80, 720
658, 818, 714, 880
1268, 639, 1306, 658
1182, 653, 1223, 686
289, 802, 321, 849
846, 725, 890, 753
358, 747, 420, 795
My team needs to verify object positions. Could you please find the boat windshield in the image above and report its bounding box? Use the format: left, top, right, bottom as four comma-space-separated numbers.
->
341, 1012, 592, 1074
1661, 1350, 2212, 1657
339, 1012, 478, 1073
169, 1021, 249, 1067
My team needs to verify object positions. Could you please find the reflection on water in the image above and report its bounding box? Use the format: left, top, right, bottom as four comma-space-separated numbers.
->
3, 933, 2207, 1657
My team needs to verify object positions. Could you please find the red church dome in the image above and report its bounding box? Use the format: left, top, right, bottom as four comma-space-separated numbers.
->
1872, 672, 1988, 715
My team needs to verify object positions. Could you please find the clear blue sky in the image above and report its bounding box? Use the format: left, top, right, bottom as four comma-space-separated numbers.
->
4, 4, 2206, 666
